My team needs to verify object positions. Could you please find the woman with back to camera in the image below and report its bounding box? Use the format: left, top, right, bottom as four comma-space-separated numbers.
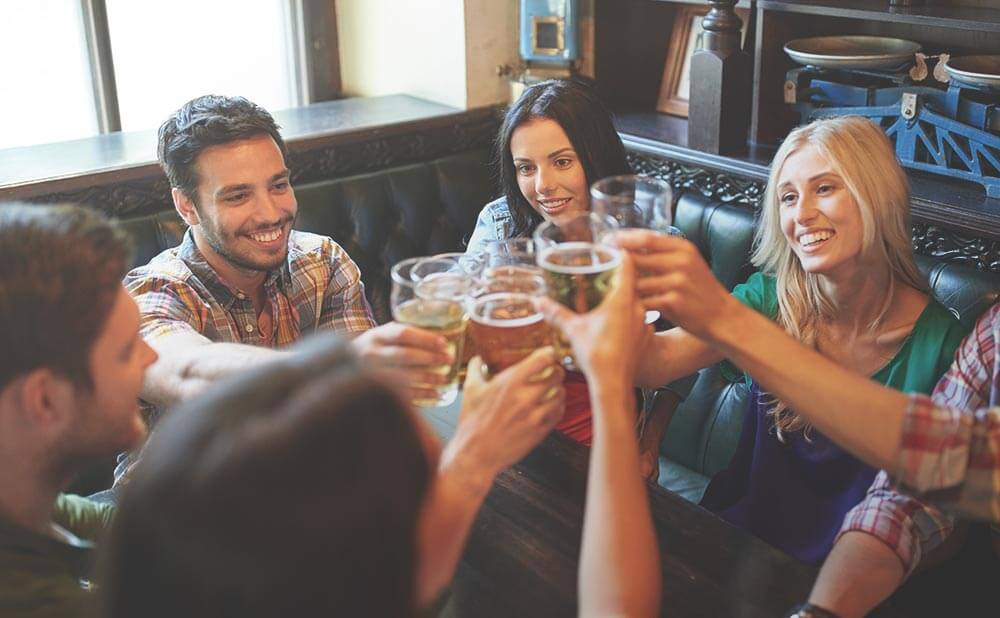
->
467, 78, 668, 460
617, 115, 968, 616
101, 253, 660, 617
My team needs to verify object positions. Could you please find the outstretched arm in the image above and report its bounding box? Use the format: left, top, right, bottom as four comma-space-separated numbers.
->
544, 253, 661, 617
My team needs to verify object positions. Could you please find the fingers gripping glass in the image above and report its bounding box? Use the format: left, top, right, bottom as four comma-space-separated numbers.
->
390, 256, 476, 407
533, 212, 622, 370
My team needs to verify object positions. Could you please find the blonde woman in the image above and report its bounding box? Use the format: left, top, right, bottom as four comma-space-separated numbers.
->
622, 116, 967, 603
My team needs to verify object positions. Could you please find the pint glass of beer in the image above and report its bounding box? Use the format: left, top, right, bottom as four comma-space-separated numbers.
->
412, 252, 487, 384
533, 212, 622, 369
483, 238, 540, 279
468, 273, 550, 379
391, 256, 475, 406
590, 174, 673, 232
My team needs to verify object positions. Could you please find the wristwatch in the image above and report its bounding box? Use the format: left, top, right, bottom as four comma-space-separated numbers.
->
788, 602, 841, 618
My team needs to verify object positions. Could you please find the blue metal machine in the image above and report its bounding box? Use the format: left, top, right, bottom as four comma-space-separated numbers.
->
785, 66, 1000, 198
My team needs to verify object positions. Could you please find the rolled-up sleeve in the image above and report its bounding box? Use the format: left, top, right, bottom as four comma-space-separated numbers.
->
895, 395, 1000, 521
837, 470, 954, 576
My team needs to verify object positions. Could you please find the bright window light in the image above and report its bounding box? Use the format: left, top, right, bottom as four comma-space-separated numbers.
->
0, 1, 99, 149
106, 0, 298, 132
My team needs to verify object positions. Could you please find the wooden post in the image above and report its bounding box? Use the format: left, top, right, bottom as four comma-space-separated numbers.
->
688, 1, 751, 154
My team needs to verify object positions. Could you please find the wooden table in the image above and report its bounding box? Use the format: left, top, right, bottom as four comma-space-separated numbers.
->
422, 403, 902, 618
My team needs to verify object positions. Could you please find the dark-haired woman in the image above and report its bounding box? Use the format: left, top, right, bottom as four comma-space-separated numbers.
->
467, 78, 633, 449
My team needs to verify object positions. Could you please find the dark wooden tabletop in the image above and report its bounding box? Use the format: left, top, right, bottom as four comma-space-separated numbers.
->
421, 403, 905, 618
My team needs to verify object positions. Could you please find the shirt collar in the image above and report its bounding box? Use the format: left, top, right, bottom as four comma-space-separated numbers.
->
178, 229, 292, 308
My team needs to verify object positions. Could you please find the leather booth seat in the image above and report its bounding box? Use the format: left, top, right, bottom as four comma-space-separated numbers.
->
118, 148, 495, 323
658, 192, 1000, 502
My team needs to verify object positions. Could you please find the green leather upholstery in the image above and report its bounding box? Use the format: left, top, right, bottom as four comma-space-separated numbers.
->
658, 192, 1000, 503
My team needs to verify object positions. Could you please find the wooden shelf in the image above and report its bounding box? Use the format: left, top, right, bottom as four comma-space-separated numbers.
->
652, 0, 752, 8
759, 1, 1000, 33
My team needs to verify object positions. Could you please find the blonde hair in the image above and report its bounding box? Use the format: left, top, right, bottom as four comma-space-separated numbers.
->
753, 116, 928, 436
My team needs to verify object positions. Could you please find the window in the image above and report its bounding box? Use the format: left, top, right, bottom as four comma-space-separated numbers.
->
106, 0, 299, 131
0, 0, 338, 150
0, 1, 99, 150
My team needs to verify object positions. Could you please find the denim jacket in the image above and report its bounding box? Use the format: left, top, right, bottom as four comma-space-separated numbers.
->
466, 197, 514, 255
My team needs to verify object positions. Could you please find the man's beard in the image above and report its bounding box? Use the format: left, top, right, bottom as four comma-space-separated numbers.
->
200, 216, 292, 273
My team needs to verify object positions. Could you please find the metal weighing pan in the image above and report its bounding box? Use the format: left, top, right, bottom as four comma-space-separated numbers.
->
784, 36, 922, 71
942, 55, 1000, 89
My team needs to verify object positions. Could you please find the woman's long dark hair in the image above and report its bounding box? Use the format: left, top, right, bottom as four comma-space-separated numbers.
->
101, 335, 433, 618
497, 78, 631, 237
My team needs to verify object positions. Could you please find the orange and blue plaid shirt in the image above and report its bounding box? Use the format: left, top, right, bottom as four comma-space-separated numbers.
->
124, 229, 375, 349
839, 303, 1000, 574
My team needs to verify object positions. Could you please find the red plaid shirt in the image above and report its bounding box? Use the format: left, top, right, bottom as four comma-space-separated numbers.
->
838, 303, 1000, 574
125, 229, 375, 349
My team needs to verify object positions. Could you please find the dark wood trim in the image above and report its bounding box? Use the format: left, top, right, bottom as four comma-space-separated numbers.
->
2, 99, 500, 219
758, 0, 1000, 32
0, 96, 500, 203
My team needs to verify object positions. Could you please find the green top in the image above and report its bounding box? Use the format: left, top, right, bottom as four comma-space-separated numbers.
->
724, 272, 969, 392
0, 494, 114, 618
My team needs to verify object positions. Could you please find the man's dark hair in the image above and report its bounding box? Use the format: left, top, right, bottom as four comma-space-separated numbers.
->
103, 336, 432, 618
497, 77, 631, 237
0, 203, 132, 390
157, 95, 288, 204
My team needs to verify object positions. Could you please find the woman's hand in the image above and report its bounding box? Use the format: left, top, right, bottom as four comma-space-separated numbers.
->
614, 230, 740, 342
446, 347, 566, 480
540, 252, 651, 389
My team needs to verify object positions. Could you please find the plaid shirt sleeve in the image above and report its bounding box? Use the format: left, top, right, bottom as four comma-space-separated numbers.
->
834, 309, 1000, 572
315, 239, 376, 333
895, 395, 1000, 521
836, 471, 954, 576
124, 274, 212, 344
893, 305, 1000, 521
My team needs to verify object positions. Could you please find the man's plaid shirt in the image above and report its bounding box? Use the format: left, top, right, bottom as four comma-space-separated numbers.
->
838, 303, 1000, 575
125, 229, 375, 351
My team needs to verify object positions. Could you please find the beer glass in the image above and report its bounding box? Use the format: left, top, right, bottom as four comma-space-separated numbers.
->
591, 174, 677, 325
413, 252, 486, 384
483, 238, 541, 279
590, 174, 673, 233
391, 256, 475, 406
468, 273, 550, 379
533, 212, 622, 369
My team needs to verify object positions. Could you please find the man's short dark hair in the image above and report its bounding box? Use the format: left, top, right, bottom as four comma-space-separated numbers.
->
0, 203, 132, 390
157, 95, 288, 204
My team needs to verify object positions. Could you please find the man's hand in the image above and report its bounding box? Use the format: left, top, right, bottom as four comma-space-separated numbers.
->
540, 252, 650, 388
614, 230, 739, 342
441, 347, 565, 483
638, 448, 660, 483
351, 322, 454, 402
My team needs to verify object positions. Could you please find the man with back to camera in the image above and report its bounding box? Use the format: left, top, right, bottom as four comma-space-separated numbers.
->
0, 203, 158, 616
122, 95, 454, 448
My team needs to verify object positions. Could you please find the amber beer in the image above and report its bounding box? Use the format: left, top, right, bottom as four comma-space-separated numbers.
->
469, 292, 550, 377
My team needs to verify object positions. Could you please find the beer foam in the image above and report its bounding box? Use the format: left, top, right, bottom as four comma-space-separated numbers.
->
538, 242, 622, 274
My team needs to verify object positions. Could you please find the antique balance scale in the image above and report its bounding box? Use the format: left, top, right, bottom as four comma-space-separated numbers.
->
782, 36, 1000, 198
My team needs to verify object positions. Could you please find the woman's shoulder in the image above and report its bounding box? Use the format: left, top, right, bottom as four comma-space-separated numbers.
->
481, 196, 512, 221
731, 272, 778, 318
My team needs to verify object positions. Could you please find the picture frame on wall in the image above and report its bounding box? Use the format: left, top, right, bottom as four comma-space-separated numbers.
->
656, 6, 750, 118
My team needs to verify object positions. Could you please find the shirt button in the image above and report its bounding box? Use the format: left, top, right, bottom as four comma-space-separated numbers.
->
236, 292, 246, 300
245, 324, 255, 333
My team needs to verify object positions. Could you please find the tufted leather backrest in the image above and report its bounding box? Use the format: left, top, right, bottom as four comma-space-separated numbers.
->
661, 192, 1000, 478
116, 148, 495, 324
